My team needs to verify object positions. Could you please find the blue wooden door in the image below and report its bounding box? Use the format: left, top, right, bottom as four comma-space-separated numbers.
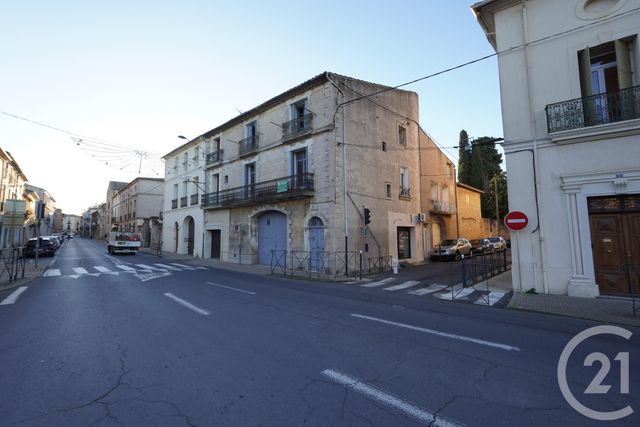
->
308, 217, 325, 270
258, 211, 287, 265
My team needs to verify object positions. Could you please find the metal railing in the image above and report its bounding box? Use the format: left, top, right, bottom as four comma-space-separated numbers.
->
180, 197, 187, 208
430, 199, 454, 214
545, 85, 640, 133
629, 263, 639, 317
399, 187, 411, 198
271, 250, 392, 279
201, 173, 314, 208
238, 134, 259, 156
206, 150, 223, 165
190, 194, 199, 205
171, 199, 178, 209
282, 113, 313, 140
0, 247, 26, 285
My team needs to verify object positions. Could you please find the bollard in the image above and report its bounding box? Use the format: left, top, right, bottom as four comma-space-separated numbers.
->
359, 250, 363, 280
392, 257, 398, 275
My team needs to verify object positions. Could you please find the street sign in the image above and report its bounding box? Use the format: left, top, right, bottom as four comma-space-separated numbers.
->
504, 211, 528, 231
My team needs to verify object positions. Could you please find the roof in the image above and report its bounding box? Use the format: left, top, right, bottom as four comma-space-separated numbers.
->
457, 182, 485, 194
5, 150, 28, 182
108, 181, 128, 191
163, 71, 409, 158
471, 0, 520, 49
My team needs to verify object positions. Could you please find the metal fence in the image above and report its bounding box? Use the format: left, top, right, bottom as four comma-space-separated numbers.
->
270, 250, 393, 279
441, 250, 510, 304
629, 263, 639, 317
0, 247, 26, 285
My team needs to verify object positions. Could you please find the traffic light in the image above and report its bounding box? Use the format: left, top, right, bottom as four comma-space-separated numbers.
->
363, 207, 371, 225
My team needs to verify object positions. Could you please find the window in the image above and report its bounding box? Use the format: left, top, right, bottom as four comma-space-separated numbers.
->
398, 125, 407, 147
382, 141, 387, 152
183, 152, 188, 170
291, 148, 308, 188
224, 175, 228, 184
173, 156, 179, 172
194, 147, 200, 167
192, 177, 199, 195
400, 167, 410, 197
385, 182, 392, 199
244, 163, 256, 198
173, 183, 178, 199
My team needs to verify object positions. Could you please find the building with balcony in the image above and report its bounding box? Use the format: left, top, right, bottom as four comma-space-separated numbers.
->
162, 139, 205, 256
24, 184, 56, 237
111, 177, 164, 246
104, 181, 127, 238
472, 0, 640, 297
0, 147, 28, 248
163, 72, 426, 265
63, 214, 82, 234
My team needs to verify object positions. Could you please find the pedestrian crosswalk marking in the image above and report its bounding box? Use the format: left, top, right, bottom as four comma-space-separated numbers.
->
154, 263, 182, 270
170, 263, 196, 270
408, 284, 446, 296
473, 291, 506, 306
72, 267, 88, 275
94, 266, 118, 275
383, 280, 420, 291
116, 265, 137, 272
438, 287, 475, 300
361, 278, 395, 288
43, 269, 61, 277
135, 264, 166, 271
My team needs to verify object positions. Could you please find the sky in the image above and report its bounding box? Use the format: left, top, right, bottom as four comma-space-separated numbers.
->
0, 0, 502, 215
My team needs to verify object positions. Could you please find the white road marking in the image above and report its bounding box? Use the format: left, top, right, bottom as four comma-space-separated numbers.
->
43, 269, 61, 277
1, 286, 28, 305
116, 265, 137, 272
170, 263, 196, 270
384, 280, 420, 291
350, 313, 520, 352
135, 272, 172, 282
164, 293, 210, 315
438, 288, 475, 300
195, 266, 207, 270
207, 282, 256, 295
94, 266, 119, 275
154, 263, 182, 271
321, 369, 462, 427
474, 291, 507, 306
72, 267, 89, 275
408, 283, 446, 296
135, 264, 166, 271
361, 278, 395, 288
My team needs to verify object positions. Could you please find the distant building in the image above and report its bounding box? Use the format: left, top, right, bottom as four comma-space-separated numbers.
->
52, 208, 64, 233
0, 148, 28, 248
63, 214, 82, 234
111, 177, 164, 247
104, 181, 127, 236
25, 184, 56, 237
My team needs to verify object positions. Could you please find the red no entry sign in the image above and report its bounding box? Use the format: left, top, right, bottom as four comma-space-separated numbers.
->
504, 211, 528, 231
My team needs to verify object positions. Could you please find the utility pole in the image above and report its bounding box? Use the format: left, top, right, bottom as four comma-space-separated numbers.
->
494, 176, 500, 235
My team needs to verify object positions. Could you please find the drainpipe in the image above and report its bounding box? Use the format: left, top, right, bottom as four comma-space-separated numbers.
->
522, 0, 549, 294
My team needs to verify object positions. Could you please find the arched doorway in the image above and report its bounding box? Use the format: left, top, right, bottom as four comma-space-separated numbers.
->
308, 217, 325, 270
182, 216, 195, 255
174, 222, 179, 253
257, 211, 287, 265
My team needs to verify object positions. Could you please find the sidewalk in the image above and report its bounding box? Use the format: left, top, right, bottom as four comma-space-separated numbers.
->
0, 257, 53, 292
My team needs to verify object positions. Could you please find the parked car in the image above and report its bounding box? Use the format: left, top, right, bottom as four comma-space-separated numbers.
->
470, 238, 494, 255
487, 236, 507, 252
44, 235, 60, 250
431, 238, 472, 261
22, 238, 56, 258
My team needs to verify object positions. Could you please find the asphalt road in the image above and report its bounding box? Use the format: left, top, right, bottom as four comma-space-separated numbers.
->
0, 237, 637, 426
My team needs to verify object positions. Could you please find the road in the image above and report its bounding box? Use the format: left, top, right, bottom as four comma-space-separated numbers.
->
0, 237, 637, 426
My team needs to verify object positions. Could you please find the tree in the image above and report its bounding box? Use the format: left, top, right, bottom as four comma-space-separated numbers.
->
457, 130, 471, 184
482, 171, 509, 222
469, 140, 485, 191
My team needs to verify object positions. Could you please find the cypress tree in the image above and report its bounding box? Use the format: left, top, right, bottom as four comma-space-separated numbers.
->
457, 130, 472, 185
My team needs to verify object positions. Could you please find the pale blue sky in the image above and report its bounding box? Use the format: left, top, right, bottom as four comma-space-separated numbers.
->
0, 0, 502, 214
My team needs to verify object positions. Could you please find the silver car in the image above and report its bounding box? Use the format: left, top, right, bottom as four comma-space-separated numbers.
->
487, 236, 507, 252
431, 238, 473, 261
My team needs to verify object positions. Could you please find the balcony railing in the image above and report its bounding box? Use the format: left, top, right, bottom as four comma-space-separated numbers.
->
545, 85, 640, 133
238, 134, 259, 157
282, 113, 313, 140
206, 150, 223, 165
171, 199, 178, 209
190, 194, 199, 205
202, 173, 314, 209
399, 187, 411, 199
180, 197, 187, 208
430, 199, 454, 215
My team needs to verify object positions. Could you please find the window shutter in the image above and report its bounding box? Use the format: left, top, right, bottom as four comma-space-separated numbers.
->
578, 47, 593, 97
615, 39, 632, 90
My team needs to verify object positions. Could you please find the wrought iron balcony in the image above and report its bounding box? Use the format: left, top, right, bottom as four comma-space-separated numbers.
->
430, 199, 454, 215
201, 173, 314, 209
238, 134, 259, 157
190, 194, 199, 205
545, 85, 640, 133
399, 187, 411, 199
171, 199, 178, 209
206, 150, 223, 165
282, 113, 313, 140
180, 197, 187, 208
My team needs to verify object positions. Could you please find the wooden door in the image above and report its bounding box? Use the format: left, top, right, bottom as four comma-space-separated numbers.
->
590, 214, 628, 294
210, 230, 221, 259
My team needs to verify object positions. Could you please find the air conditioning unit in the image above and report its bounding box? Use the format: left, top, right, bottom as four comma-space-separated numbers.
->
417, 213, 427, 223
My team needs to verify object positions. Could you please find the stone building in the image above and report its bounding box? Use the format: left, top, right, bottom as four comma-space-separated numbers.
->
472, 0, 640, 296
104, 181, 127, 237
163, 72, 428, 266
111, 177, 164, 247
